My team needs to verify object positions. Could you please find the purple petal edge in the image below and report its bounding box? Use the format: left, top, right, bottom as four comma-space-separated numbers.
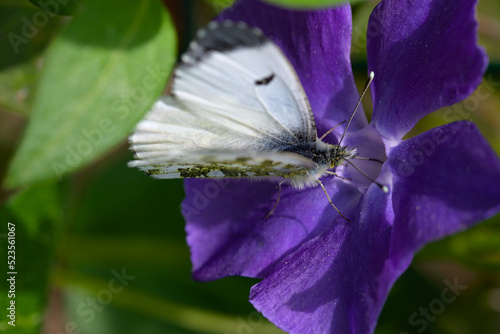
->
367, 0, 487, 140
388, 121, 500, 259
182, 177, 362, 281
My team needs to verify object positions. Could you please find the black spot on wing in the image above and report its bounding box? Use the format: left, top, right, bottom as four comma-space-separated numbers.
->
255, 73, 275, 86
182, 21, 268, 65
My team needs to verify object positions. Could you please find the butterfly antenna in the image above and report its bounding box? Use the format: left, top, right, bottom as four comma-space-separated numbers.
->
338, 71, 375, 147
345, 159, 389, 193
319, 120, 346, 141
351, 156, 384, 164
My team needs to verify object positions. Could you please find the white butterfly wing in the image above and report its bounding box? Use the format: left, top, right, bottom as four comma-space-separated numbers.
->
175, 21, 316, 145
129, 21, 319, 179
129, 150, 316, 180
129, 98, 316, 179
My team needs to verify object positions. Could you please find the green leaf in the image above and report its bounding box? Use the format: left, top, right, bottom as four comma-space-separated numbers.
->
0, 4, 64, 114
204, 0, 236, 12
28, 0, 85, 16
5, 0, 177, 188
0, 181, 62, 333
262, 0, 363, 8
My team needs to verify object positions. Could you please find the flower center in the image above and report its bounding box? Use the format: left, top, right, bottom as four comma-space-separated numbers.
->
336, 125, 387, 191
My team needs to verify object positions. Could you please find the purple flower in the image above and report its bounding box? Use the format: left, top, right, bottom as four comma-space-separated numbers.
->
181, 0, 500, 333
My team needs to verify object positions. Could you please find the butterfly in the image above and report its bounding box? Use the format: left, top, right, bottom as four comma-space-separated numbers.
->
128, 20, 386, 221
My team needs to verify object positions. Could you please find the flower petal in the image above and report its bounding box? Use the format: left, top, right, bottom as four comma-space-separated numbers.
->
387, 121, 500, 259
251, 122, 500, 333
250, 181, 393, 333
217, 0, 367, 137
367, 0, 487, 140
182, 178, 362, 281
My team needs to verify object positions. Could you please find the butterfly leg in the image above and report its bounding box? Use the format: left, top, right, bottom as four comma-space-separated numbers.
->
325, 170, 351, 182
265, 180, 284, 219
316, 179, 351, 222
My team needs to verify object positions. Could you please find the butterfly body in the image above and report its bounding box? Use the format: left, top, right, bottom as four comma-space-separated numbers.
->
129, 21, 358, 191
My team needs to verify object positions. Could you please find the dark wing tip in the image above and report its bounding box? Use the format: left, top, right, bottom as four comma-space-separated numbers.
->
181, 20, 268, 65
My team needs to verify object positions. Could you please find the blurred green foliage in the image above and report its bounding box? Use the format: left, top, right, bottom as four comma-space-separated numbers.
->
28, 0, 84, 16
263, 0, 364, 8
0, 0, 499, 333
0, 182, 62, 333
5, 0, 176, 187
